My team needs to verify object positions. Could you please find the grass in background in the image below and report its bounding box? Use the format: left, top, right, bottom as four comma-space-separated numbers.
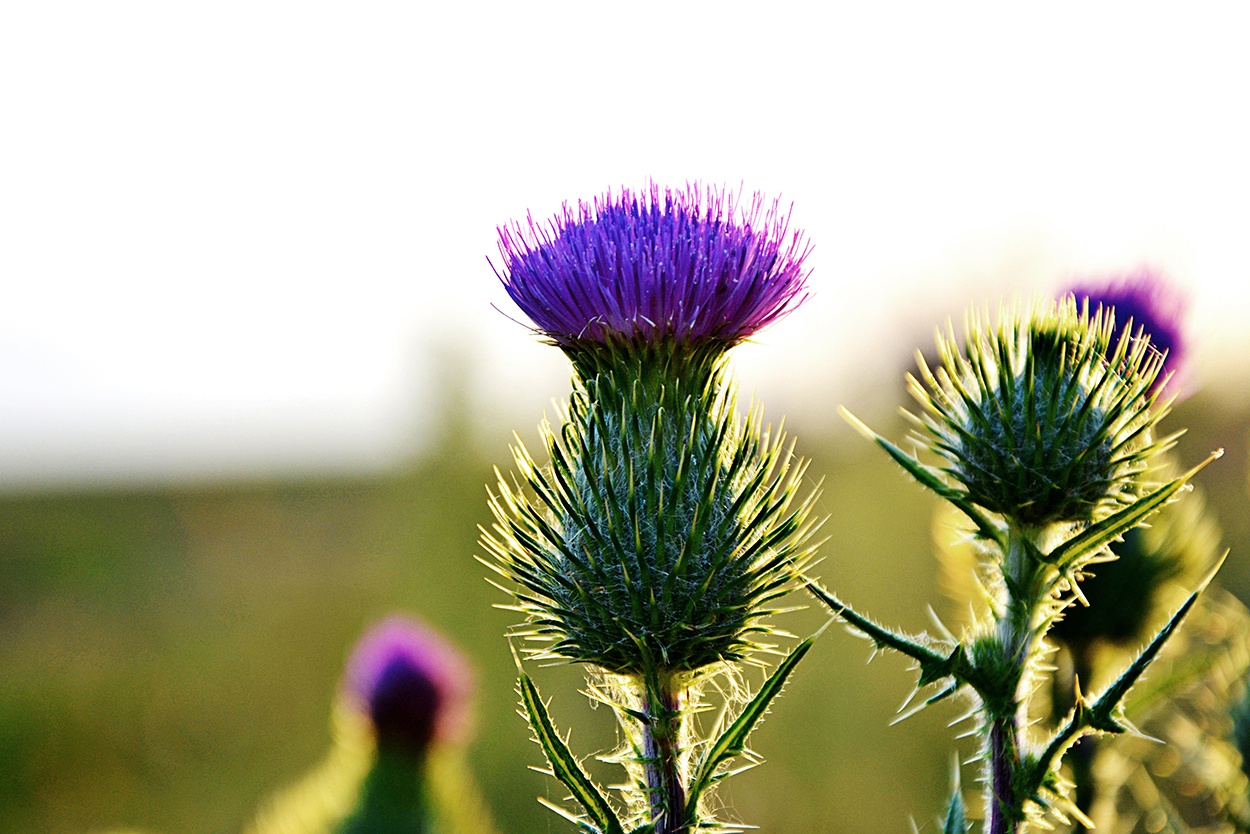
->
1, 378, 1246, 834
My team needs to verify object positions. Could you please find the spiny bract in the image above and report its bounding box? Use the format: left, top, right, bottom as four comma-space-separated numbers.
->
909, 298, 1172, 528
482, 343, 819, 675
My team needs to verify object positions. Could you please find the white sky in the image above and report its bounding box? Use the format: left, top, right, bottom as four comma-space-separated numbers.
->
2, 2, 1248, 487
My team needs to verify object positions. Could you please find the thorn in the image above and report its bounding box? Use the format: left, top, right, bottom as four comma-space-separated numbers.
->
1198, 549, 1230, 592
891, 698, 931, 726
838, 405, 878, 440
1117, 715, 1163, 744
927, 605, 957, 642
811, 616, 836, 642
896, 687, 921, 715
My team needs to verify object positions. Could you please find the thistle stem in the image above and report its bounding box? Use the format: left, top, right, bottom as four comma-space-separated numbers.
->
987, 530, 1046, 834
641, 675, 687, 834
988, 717, 1018, 834
338, 746, 430, 834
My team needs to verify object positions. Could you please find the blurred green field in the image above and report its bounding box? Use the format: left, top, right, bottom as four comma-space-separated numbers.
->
2, 377, 1247, 834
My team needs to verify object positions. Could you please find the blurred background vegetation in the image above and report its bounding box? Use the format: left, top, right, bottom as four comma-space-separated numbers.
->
6, 3, 1250, 831
2, 346, 1247, 834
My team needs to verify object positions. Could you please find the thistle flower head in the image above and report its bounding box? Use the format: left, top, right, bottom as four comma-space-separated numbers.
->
343, 616, 473, 757
1064, 269, 1187, 395
493, 183, 810, 356
910, 298, 1171, 528
482, 363, 819, 676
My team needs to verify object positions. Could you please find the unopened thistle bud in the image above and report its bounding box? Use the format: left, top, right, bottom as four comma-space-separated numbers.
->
484, 183, 819, 677
910, 298, 1171, 529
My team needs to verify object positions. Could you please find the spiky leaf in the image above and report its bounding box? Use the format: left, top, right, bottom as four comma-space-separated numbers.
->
685, 637, 814, 819
517, 670, 624, 834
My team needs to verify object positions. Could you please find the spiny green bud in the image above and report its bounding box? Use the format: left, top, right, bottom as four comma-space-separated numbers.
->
482, 341, 819, 676
909, 297, 1171, 528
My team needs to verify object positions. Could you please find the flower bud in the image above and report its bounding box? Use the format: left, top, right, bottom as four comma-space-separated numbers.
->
911, 298, 1169, 528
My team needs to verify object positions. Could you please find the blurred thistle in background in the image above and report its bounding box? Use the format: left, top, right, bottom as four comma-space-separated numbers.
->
343, 616, 473, 760
1066, 270, 1189, 397
246, 616, 496, 834
1047, 274, 1250, 834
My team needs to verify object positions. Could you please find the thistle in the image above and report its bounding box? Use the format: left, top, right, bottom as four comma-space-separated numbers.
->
493, 183, 808, 355
810, 296, 1221, 833
482, 183, 820, 834
913, 299, 1172, 527
1043, 272, 1195, 829
245, 617, 494, 834
342, 616, 474, 762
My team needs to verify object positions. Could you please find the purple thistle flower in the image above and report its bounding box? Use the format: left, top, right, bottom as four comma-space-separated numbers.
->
1064, 269, 1187, 395
343, 616, 473, 756
493, 183, 811, 350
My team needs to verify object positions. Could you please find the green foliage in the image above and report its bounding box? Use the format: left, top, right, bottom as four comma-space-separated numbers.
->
1048, 459, 1222, 662
516, 639, 816, 834
335, 747, 432, 834
684, 637, 814, 823
1022, 583, 1210, 817
822, 299, 1223, 832
942, 763, 968, 834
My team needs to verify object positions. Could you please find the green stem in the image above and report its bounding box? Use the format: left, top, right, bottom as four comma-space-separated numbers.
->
336, 745, 430, 834
641, 674, 687, 834
988, 529, 1047, 834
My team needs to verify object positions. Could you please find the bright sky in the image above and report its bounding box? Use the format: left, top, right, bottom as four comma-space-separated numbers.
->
3, 3, 1248, 487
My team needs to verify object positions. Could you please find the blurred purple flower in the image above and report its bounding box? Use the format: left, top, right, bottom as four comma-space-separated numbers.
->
493, 183, 811, 349
1065, 270, 1187, 395
343, 616, 473, 756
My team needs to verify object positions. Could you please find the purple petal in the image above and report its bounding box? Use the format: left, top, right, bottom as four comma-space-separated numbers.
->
493, 183, 812, 348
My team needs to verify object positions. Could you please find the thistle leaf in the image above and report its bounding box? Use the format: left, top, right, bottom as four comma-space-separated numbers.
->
684, 637, 813, 818
517, 669, 624, 834
1046, 450, 1222, 570
839, 407, 1005, 549
806, 581, 972, 692
1029, 562, 1220, 802
942, 788, 968, 834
